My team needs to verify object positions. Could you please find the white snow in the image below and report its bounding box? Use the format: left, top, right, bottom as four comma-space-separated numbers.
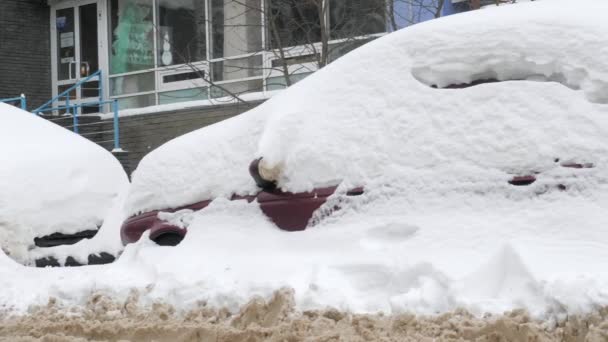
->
0, 103, 129, 264
2, 0, 608, 319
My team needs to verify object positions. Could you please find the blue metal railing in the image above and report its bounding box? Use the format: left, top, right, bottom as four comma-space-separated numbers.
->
33, 70, 104, 115
32, 71, 121, 151
0, 94, 27, 110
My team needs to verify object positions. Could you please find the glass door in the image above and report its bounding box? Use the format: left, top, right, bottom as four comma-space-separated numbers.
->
52, 1, 102, 114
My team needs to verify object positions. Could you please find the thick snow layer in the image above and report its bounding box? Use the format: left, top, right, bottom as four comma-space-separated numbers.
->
1, 0, 608, 318
128, 0, 608, 215
0, 103, 129, 263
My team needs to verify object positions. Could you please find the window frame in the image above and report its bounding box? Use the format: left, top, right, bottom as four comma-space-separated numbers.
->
105, 0, 389, 110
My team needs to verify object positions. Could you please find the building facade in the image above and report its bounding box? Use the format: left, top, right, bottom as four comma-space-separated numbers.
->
1, 0, 472, 171
0, 0, 52, 110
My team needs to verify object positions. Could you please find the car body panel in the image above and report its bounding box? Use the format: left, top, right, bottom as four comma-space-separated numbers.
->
120, 186, 363, 245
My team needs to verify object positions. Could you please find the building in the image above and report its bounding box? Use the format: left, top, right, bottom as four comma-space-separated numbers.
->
1, 0, 472, 172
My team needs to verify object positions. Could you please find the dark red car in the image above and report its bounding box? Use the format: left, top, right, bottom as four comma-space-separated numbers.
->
121, 158, 364, 246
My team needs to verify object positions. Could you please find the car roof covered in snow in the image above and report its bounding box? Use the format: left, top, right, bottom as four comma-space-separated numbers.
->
126, 0, 608, 216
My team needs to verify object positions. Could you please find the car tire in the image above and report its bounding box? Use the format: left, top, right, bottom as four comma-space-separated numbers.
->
152, 233, 184, 246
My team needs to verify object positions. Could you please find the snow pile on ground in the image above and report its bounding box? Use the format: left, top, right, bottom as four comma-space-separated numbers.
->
1, 290, 607, 341
1, 0, 608, 322
0, 103, 128, 263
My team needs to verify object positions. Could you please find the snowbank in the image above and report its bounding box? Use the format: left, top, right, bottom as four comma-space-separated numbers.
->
0, 103, 129, 263
1, 0, 608, 319
2, 290, 607, 341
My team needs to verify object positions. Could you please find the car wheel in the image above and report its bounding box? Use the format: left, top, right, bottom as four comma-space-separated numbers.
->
152, 233, 183, 246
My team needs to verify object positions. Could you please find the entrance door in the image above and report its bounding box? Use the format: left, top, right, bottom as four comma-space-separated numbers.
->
51, 0, 106, 114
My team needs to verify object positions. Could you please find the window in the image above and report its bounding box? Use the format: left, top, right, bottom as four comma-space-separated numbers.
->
266, 0, 386, 47
157, 0, 206, 66
211, 55, 263, 82
266, 72, 311, 91
117, 94, 156, 110
211, 0, 263, 58
110, 0, 155, 74
56, 8, 75, 81
159, 88, 209, 105
210, 79, 263, 98
102, 0, 391, 111
329, 0, 386, 39
267, 0, 321, 49
110, 72, 155, 96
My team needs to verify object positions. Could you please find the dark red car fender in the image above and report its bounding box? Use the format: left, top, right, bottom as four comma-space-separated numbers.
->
121, 186, 364, 245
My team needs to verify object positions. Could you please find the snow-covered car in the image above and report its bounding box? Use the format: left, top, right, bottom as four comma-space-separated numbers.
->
123, 0, 608, 247
0, 103, 129, 266
122, 157, 364, 245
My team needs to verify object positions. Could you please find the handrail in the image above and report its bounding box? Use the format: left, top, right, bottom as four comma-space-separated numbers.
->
35, 100, 120, 151
28, 70, 122, 151
33, 70, 102, 114
0, 94, 27, 110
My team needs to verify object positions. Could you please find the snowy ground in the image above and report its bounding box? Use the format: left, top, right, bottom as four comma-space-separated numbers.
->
2, 190, 608, 318
1, 1, 608, 340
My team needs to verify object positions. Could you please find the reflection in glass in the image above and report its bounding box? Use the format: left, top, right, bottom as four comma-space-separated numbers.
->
211, 55, 263, 82
110, 72, 155, 96
117, 93, 156, 110
110, 0, 154, 74
159, 88, 209, 105
267, 0, 320, 49
79, 4, 99, 75
211, 0, 262, 58
210, 80, 263, 98
329, 0, 386, 39
265, 72, 311, 91
56, 8, 75, 80
158, 0, 206, 66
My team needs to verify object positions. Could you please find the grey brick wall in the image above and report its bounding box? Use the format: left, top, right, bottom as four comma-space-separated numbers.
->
0, 0, 51, 110
103, 101, 264, 175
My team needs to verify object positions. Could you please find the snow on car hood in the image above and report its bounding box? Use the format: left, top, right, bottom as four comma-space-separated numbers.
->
127, 0, 608, 216
0, 104, 128, 262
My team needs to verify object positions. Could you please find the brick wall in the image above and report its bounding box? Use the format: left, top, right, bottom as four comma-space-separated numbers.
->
104, 101, 264, 175
0, 0, 51, 110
